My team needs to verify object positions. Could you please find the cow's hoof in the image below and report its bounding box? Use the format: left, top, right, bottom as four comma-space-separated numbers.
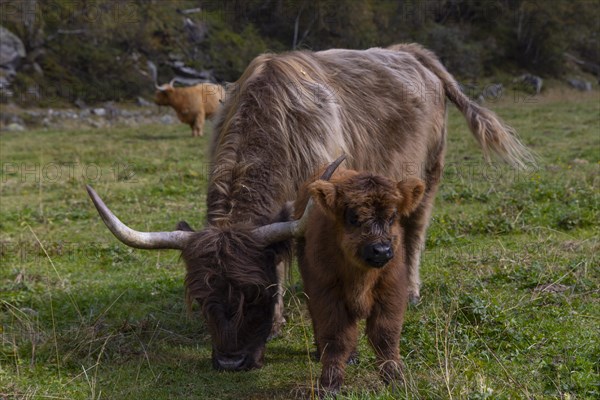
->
268, 318, 286, 340
408, 292, 421, 305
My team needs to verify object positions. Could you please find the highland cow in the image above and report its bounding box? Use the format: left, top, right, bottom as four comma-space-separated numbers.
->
149, 62, 225, 137
154, 81, 225, 137
87, 43, 533, 372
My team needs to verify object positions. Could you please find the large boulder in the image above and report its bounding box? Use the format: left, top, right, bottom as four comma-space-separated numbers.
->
567, 78, 592, 91
0, 26, 26, 70
513, 74, 543, 95
0, 26, 26, 99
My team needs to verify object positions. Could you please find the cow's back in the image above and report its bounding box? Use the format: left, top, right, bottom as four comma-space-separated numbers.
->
315, 48, 447, 181
208, 47, 447, 225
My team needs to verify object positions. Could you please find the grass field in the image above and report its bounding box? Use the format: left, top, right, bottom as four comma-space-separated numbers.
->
1, 89, 598, 399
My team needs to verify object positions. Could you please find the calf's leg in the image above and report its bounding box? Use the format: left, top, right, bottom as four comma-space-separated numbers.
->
366, 278, 408, 386
309, 296, 358, 394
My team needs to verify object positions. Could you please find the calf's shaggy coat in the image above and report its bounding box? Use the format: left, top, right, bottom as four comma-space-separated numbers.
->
295, 167, 426, 393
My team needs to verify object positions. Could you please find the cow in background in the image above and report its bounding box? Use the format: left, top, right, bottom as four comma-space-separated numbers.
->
149, 62, 225, 137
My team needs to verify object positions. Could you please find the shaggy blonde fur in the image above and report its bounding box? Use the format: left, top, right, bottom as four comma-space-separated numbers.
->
206, 43, 533, 302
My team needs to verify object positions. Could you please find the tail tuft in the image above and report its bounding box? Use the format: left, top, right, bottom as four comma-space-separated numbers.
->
389, 43, 536, 169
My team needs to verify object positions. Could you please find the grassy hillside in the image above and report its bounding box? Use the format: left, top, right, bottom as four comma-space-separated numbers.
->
0, 89, 598, 399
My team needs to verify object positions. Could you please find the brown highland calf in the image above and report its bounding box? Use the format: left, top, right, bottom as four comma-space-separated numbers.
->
295, 166, 425, 393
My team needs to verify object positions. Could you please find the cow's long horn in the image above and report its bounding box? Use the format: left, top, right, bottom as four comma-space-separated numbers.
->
252, 154, 346, 244
86, 185, 193, 250
147, 60, 162, 90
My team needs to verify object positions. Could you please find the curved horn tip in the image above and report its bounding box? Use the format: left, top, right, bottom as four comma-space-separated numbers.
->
84, 185, 191, 250
320, 153, 347, 180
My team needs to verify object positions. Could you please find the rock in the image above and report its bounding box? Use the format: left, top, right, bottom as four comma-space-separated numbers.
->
481, 83, 503, 101
0, 26, 26, 70
0, 26, 26, 97
513, 74, 543, 94
9, 115, 25, 125
534, 283, 571, 294
160, 114, 175, 125
571, 158, 589, 165
92, 108, 106, 116
65, 110, 78, 119
567, 78, 592, 91
103, 102, 120, 118
19, 307, 39, 316
5, 122, 25, 131
74, 98, 87, 109
137, 96, 152, 107
90, 119, 107, 128
184, 17, 208, 44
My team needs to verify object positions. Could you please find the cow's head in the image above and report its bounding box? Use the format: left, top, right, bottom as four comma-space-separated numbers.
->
308, 171, 425, 269
178, 221, 289, 371
153, 80, 176, 106
85, 156, 346, 371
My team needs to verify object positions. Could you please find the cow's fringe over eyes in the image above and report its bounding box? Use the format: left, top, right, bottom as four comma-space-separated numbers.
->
182, 226, 272, 309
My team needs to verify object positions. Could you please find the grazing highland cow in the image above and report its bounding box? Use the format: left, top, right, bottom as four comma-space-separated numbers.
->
87, 44, 533, 372
149, 62, 225, 137
295, 166, 425, 393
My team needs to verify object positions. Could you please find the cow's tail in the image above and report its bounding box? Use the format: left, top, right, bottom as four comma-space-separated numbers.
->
389, 43, 536, 168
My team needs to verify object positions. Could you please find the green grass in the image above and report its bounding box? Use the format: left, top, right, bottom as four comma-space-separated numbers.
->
1, 91, 599, 399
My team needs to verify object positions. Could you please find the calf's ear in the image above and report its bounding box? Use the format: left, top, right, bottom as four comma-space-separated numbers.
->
308, 180, 337, 216
396, 178, 426, 216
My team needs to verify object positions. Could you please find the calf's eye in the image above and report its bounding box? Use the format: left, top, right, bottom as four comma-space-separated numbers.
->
345, 208, 360, 227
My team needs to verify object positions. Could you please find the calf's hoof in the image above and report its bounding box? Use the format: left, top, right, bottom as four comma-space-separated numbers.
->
379, 360, 405, 386
347, 350, 360, 365
316, 381, 341, 399
314, 386, 339, 399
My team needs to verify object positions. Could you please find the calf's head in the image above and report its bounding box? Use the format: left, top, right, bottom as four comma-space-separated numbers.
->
308, 171, 425, 268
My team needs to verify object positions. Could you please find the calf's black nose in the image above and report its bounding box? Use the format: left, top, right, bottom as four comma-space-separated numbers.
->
362, 242, 393, 267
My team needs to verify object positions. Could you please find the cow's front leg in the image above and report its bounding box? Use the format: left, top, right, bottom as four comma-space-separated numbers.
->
269, 261, 286, 339
192, 112, 205, 137
403, 158, 443, 304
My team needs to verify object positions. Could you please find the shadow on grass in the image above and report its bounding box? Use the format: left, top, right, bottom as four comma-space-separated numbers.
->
4, 268, 305, 399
